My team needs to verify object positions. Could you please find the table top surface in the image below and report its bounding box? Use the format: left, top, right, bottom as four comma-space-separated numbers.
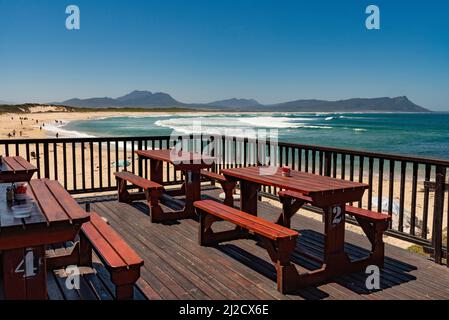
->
0, 156, 37, 183
222, 166, 369, 196
136, 149, 215, 167
0, 179, 90, 232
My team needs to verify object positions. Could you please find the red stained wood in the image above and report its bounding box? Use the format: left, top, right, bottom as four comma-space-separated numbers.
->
115, 171, 163, 190
0, 156, 37, 183
221, 167, 382, 291
0, 179, 89, 231
44, 180, 90, 222
346, 206, 391, 222
222, 166, 368, 194
136, 149, 215, 167
137, 149, 216, 218
81, 212, 143, 299
12, 156, 37, 171
24, 246, 47, 300
200, 169, 228, 183
223, 166, 368, 207
195, 200, 298, 240
89, 213, 143, 267
278, 190, 313, 203
81, 222, 126, 268
28, 179, 72, 223
278, 190, 391, 222
2, 248, 27, 299
201, 170, 236, 206
0, 179, 89, 299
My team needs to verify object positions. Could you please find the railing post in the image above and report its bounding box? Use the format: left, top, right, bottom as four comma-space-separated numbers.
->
432, 165, 446, 264
138, 140, 143, 177
210, 135, 217, 174
324, 152, 332, 177
43, 142, 50, 179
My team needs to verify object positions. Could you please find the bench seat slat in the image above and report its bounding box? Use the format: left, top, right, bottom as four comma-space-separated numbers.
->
195, 200, 298, 240
278, 190, 313, 203
115, 171, 163, 190
345, 206, 391, 221
82, 222, 126, 269
200, 170, 228, 183
278, 190, 391, 222
90, 213, 143, 267
215, 203, 299, 236
81, 212, 143, 300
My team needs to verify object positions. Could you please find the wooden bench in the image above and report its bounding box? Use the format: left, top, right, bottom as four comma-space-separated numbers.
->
115, 171, 165, 223
194, 200, 299, 293
200, 169, 236, 206
79, 212, 144, 300
278, 189, 391, 265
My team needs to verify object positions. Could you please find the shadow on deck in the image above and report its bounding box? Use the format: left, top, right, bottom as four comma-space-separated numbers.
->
7, 187, 448, 300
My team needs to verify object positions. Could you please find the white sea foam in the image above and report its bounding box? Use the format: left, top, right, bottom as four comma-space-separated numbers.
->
153, 115, 333, 137
155, 116, 316, 132
43, 122, 95, 138
302, 125, 333, 129
236, 117, 308, 128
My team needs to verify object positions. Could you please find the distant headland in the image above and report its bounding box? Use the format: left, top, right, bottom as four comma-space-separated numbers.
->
1, 90, 430, 113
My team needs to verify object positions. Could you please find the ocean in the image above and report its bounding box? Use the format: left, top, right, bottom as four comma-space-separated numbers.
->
54, 112, 449, 159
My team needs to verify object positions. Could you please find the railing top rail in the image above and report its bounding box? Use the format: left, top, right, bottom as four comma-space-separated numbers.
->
0, 136, 172, 144
1, 135, 449, 166
275, 141, 449, 166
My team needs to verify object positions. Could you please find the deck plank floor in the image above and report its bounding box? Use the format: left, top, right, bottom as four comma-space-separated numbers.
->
91, 188, 449, 300
2, 187, 449, 300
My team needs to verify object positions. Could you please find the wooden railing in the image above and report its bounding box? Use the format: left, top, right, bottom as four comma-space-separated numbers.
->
1, 135, 448, 266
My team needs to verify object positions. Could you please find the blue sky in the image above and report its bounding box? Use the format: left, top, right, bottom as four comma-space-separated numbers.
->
0, 0, 448, 110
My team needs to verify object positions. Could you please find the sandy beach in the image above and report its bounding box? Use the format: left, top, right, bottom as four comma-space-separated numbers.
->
0, 110, 207, 139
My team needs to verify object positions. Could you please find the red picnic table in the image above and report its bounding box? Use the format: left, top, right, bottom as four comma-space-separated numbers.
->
0, 179, 90, 300
136, 149, 215, 220
0, 156, 37, 183
221, 166, 372, 289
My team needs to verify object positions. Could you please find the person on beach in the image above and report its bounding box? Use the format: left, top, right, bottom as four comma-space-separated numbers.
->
56, 133, 59, 138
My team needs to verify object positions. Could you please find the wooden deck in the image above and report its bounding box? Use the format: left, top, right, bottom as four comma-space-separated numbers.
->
3, 187, 449, 300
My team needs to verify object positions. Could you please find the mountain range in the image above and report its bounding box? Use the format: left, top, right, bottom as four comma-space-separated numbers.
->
50, 90, 429, 112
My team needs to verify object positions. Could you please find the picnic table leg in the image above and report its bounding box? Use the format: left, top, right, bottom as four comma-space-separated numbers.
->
323, 204, 351, 267
277, 195, 308, 228
145, 188, 164, 223
355, 217, 388, 267
150, 159, 163, 184
183, 169, 201, 217
2, 246, 47, 300
294, 204, 380, 288
220, 180, 236, 207
117, 177, 131, 204
240, 180, 260, 216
